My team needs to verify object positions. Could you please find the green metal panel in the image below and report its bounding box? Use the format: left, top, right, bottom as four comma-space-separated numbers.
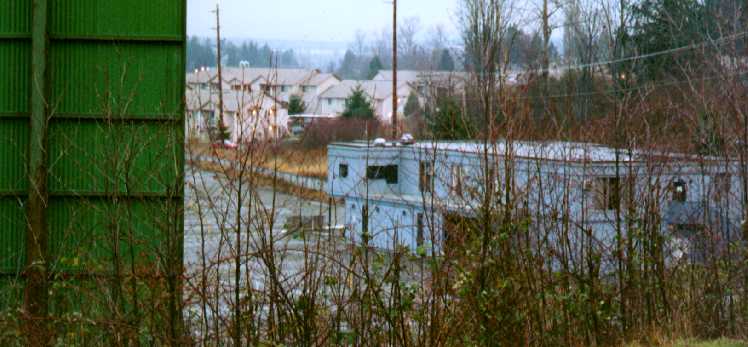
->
47, 199, 176, 271
0, 0, 185, 337
49, 42, 183, 118
49, 0, 184, 39
0, 199, 25, 273
0, 2, 31, 36
47, 120, 181, 194
0, 119, 28, 193
0, 41, 30, 115
0, 0, 31, 285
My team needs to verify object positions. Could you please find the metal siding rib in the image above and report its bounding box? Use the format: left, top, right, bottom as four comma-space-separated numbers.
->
47, 120, 180, 195
0, 119, 29, 193
0, 0, 185, 320
0, 198, 25, 273
49, 42, 181, 118
0, 1, 31, 35
0, 41, 30, 114
47, 199, 169, 272
49, 0, 184, 39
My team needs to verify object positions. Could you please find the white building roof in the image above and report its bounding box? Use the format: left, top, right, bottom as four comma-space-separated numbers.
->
305, 72, 340, 86
373, 70, 467, 83
318, 80, 411, 101
333, 139, 735, 164
329, 140, 667, 163
186, 68, 330, 88
186, 89, 278, 113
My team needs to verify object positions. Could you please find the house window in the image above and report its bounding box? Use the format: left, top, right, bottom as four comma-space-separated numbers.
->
416, 213, 425, 248
281, 86, 288, 92
339, 164, 349, 178
595, 177, 621, 211
419, 161, 433, 193
672, 179, 687, 202
367, 165, 398, 184
451, 165, 463, 195
327, 98, 333, 105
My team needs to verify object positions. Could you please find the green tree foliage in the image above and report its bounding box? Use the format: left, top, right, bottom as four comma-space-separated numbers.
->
288, 95, 307, 115
427, 97, 472, 139
186, 37, 298, 70
403, 91, 421, 117
630, 0, 715, 82
342, 87, 375, 119
337, 50, 361, 79
438, 49, 455, 71
367, 56, 384, 80
186, 36, 216, 71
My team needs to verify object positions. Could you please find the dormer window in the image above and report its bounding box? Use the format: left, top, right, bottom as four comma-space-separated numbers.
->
339, 164, 349, 178
672, 179, 687, 202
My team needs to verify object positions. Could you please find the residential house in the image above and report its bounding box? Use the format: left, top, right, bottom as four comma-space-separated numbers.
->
372, 70, 467, 96
186, 88, 288, 143
316, 80, 413, 123
187, 68, 340, 102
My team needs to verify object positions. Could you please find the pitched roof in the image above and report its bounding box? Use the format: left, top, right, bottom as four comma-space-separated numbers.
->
373, 70, 467, 83
186, 68, 327, 87
186, 89, 278, 113
254, 68, 319, 86
305, 72, 340, 86
318, 80, 411, 100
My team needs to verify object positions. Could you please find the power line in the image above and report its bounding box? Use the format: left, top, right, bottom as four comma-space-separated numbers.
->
515, 69, 747, 100
525, 30, 748, 76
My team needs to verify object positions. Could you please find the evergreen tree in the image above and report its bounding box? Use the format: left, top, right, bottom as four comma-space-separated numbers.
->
367, 56, 384, 79
288, 95, 306, 115
403, 91, 421, 117
438, 49, 455, 71
186, 36, 216, 71
223, 40, 240, 67
342, 86, 375, 119
281, 49, 298, 68
427, 96, 472, 139
337, 50, 360, 79
630, 0, 714, 82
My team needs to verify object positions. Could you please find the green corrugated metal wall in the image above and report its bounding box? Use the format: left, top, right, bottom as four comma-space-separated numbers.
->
0, 0, 185, 333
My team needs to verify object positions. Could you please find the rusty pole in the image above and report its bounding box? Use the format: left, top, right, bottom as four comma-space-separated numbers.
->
214, 3, 226, 142
392, 0, 398, 139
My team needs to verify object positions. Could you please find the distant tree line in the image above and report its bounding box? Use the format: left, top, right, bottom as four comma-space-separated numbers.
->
187, 36, 300, 71
332, 20, 563, 80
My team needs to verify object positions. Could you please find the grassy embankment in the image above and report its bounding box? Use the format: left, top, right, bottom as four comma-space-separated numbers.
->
188, 142, 329, 202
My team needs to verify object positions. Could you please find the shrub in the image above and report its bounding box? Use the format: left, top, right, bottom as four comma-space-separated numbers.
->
301, 118, 383, 148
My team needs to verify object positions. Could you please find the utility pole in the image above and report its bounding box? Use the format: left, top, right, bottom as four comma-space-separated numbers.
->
214, 3, 226, 143
392, 0, 398, 139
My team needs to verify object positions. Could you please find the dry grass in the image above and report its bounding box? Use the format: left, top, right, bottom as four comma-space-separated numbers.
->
187, 142, 328, 179
190, 159, 330, 203
263, 145, 327, 179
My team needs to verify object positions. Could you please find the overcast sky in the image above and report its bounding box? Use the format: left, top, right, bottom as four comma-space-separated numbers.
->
187, 0, 460, 43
